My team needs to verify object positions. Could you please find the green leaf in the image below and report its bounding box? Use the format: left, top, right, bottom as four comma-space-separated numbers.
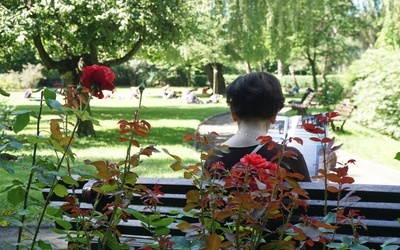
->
154, 226, 170, 235
0, 158, 15, 174
100, 184, 118, 192
26, 135, 50, 144
46, 99, 64, 112
13, 112, 30, 134
394, 152, 400, 161
8, 141, 23, 150
169, 236, 194, 248
61, 175, 79, 187
0, 88, 10, 97
56, 218, 72, 230
349, 244, 370, 250
341, 235, 353, 245
49, 139, 65, 152
7, 187, 25, 205
6, 218, 24, 227
37, 240, 52, 250
381, 246, 400, 250
150, 217, 175, 227
121, 172, 137, 185
72, 169, 97, 179
43, 88, 56, 100
46, 206, 63, 218
54, 184, 68, 197
50, 228, 67, 234
128, 209, 148, 223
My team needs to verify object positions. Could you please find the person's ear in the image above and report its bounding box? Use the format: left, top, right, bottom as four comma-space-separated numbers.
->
270, 114, 278, 124
230, 107, 238, 121
232, 113, 238, 121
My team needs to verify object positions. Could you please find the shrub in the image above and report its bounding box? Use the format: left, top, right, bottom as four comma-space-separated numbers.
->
315, 80, 345, 109
193, 74, 208, 87
0, 63, 45, 90
39, 68, 61, 87
346, 49, 400, 139
111, 60, 169, 87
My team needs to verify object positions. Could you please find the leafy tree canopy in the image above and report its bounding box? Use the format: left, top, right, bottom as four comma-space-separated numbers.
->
1, 0, 189, 75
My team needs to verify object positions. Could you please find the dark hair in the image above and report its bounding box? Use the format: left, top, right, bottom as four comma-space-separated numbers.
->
226, 72, 285, 120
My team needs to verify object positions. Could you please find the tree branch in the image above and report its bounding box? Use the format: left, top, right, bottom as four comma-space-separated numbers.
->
105, 37, 144, 66
32, 33, 57, 69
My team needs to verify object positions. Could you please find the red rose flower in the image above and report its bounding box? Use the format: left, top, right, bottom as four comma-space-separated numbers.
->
234, 154, 279, 190
80, 65, 115, 99
240, 154, 273, 170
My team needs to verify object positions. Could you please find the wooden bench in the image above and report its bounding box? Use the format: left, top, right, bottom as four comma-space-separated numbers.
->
43, 177, 400, 249
288, 92, 316, 116
330, 101, 357, 132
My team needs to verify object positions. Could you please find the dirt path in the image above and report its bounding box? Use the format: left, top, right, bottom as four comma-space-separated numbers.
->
0, 224, 66, 250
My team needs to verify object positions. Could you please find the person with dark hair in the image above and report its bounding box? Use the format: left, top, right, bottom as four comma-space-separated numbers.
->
205, 72, 311, 182
288, 87, 314, 104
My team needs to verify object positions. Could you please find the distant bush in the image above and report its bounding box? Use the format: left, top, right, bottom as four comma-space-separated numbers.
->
315, 80, 345, 109
346, 48, 400, 139
39, 68, 61, 87
112, 61, 170, 87
279, 75, 346, 90
193, 74, 208, 87
0, 63, 45, 90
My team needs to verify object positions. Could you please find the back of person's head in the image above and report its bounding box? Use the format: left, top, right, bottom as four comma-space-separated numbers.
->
226, 72, 285, 120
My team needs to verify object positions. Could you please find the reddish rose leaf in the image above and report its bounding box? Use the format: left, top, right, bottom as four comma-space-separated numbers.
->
292, 137, 303, 145
135, 129, 148, 138
341, 176, 355, 184
327, 173, 341, 183
131, 140, 140, 147
210, 131, 219, 136
206, 234, 221, 250
321, 138, 332, 143
327, 186, 339, 193
267, 142, 276, 150
336, 166, 349, 177
303, 124, 317, 134
183, 133, 196, 142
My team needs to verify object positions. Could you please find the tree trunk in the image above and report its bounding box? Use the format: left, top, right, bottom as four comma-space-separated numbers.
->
245, 61, 252, 73
66, 72, 96, 137
186, 64, 192, 86
203, 63, 226, 94
277, 60, 284, 78
309, 58, 319, 91
289, 66, 299, 88
176, 69, 188, 86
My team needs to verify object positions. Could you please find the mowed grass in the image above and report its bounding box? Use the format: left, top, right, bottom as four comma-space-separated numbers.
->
7, 87, 228, 179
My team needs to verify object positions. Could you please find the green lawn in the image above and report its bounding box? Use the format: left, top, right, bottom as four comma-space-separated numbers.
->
5, 87, 228, 179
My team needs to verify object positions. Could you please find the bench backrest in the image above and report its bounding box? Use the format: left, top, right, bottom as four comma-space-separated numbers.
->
335, 101, 357, 118
303, 92, 315, 106
44, 178, 400, 249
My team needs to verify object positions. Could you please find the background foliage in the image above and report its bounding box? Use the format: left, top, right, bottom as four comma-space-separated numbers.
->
346, 49, 400, 139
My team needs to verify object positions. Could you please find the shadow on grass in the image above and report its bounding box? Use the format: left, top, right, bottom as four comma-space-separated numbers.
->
75, 126, 195, 149
91, 106, 227, 121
